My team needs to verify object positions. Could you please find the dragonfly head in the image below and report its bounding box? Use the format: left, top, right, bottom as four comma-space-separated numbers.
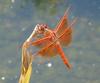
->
34, 24, 48, 34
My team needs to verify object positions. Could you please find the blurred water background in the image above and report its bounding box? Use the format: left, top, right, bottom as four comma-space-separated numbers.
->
0, 0, 100, 83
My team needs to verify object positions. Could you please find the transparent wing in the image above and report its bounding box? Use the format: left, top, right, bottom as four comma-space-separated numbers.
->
37, 41, 58, 57
55, 8, 70, 36
58, 27, 72, 47
57, 18, 77, 47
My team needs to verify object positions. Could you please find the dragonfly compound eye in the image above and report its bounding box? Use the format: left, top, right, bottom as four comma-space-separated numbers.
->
43, 24, 48, 29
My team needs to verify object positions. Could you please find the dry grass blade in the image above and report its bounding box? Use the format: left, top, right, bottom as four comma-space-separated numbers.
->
22, 61, 32, 83
19, 43, 33, 83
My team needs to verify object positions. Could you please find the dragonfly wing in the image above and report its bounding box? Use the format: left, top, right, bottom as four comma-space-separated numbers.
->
58, 27, 72, 47
55, 8, 70, 36
57, 18, 77, 47
37, 41, 58, 57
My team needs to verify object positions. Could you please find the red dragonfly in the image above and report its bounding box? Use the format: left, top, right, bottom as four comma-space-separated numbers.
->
28, 8, 76, 69
19, 8, 76, 83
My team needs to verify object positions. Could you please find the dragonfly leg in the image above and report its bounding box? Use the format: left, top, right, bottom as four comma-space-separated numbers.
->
56, 43, 72, 70
30, 36, 51, 46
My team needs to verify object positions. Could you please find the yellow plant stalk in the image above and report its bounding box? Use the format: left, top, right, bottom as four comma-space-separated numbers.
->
19, 62, 32, 83
19, 29, 37, 83
24, 62, 32, 83
19, 45, 33, 83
